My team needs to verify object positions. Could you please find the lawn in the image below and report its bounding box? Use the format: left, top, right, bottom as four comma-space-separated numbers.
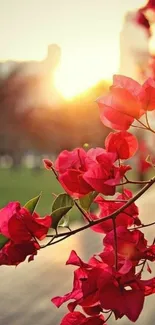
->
0, 168, 81, 220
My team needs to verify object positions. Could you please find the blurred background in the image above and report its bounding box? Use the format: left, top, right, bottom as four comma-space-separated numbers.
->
0, 1, 155, 325
1, 0, 155, 213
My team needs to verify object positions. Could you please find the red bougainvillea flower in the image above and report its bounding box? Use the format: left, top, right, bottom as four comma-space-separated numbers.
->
104, 227, 155, 264
0, 202, 51, 243
89, 189, 140, 234
97, 93, 134, 130
60, 311, 106, 325
55, 148, 93, 197
97, 75, 145, 130
142, 78, 155, 111
52, 250, 151, 322
105, 131, 138, 159
142, 0, 155, 11
97, 75, 155, 130
83, 149, 121, 196
0, 240, 39, 266
55, 147, 128, 197
136, 10, 151, 36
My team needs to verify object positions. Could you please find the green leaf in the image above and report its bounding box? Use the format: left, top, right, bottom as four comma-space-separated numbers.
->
51, 193, 74, 229
79, 191, 98, 211
52, 193, 74, 211
51, 207, 72, 229
0, 234, 9, 249
24, 193, 41, 214
58, 215, 70, 228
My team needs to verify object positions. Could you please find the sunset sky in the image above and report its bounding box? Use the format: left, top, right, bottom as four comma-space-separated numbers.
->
0, 0, 147, 97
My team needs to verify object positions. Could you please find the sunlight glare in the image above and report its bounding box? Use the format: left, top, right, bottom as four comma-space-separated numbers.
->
54, 54, 116, 99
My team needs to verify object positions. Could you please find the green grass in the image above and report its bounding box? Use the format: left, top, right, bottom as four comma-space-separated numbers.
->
0, 168, 80, 220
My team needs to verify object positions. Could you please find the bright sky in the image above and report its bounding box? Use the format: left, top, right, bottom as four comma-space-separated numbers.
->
0, 0, 146, 97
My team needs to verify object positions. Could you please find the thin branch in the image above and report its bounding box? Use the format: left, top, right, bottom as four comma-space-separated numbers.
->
145, 112, 151, 129
103, 311, 113, 324
47, 234, 70, 246
124, 175, 151, 185
131, 124, 147, 130
74, 200, 92, 223
136, 119, 147, 129
45, 176, 155, 245
51, 166, 58, 179
130, 221, 155, 231
40, 235, 56, 248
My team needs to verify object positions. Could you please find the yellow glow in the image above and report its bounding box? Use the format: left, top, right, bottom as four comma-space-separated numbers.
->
54, 54, 115, 99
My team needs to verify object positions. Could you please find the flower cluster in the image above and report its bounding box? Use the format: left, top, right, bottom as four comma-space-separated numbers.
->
0, 74, 155, 325
52, 130, 138, 198
51, 75, 155, 324
0, 202, 51, 265
52, 209, 155, 324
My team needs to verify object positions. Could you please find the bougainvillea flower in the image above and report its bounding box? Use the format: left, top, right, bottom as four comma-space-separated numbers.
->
136, 10, 151, 35
0, 240, 39, 266
0, 202, 51, 243
89, 189, 140, 234
55, 148, 88, 173
60, 311, 106, 325
105, 131, 138, 159
104, 227, 155, 263
52, 250, 148, 322
142, 78, 155, 111
55, 147, 127, 197
97, 75, 155, 130
142, 0, 155, 11
55, 148, 93, 197
98, 276, 144, 322
58, 169, 93, 198
97, 93, 134, 130
83, 149, 121, 196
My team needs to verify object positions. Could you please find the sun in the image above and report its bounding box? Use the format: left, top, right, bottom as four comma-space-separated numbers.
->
54, 64, 102, 100
54, 53, 116, 100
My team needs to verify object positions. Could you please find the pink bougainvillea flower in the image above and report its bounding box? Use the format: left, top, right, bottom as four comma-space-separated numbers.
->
142, 78, 155, 111
89, 189, 140, 234
60, 311, 106, 325
103, 227, 155, 263
55, 148, 93, 198
142, 0, 155, 11
0, 202, 51, 243
105, 131, 138, 159
111, 75, 145, 118
97, 75, 155, 130
0, 240, 39, 266
52, 249, 147, 322
141, 277, 155, 296
98, 276, 144, 322
136, 10, 151, 35
55, 147, 127, 197
55, 148, 87, 173
83, 149, 121, 196
58, 169, 93, 198
97, 75, 145, 130
97, 93, 134, 130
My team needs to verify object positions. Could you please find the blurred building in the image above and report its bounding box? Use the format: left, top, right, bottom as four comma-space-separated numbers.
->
0, 44, 109, 168
119, 11, 151, 83
0, 44, 62, 111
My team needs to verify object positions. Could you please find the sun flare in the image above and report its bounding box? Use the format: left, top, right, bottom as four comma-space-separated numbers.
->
54, 54, 115, 99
